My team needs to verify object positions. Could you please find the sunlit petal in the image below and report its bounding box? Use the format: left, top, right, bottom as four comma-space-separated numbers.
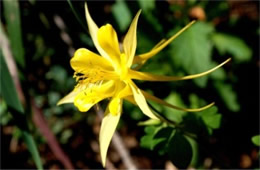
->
129, 81, 159, 120
74, 81, 115, 112
70, 48, 113, 73
133, 20, 196, 66
142, 90, 215, 112
100, 100, 122, 167
123, 10, 142, 68
129, 58, 231, 81
97, 24, 121, 66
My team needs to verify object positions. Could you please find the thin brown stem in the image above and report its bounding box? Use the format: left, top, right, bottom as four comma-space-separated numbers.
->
31, 99, 74, 169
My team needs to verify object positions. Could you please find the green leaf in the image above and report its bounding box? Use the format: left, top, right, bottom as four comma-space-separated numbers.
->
196, 106, 222, 134
0, 52, 43, 170
153, 127, 175, 155
112, 0, 132, 32
60, 129, 73, 144
251, 135, 260, 146
22, 131, 43, 170
214, 81, 240, 112
137, 0, 155, 11
182, 113, 207, 135
0, 51, 24, 113
140, 125, 171, 151
187, 95, 222, 135
200, 107, 222, 129
170, 21, 214, 87
168, 131, 193, 168
209, 62, 226, 80
212, 33, 252, 62
186, 136, 199, 167
3, 0, 25, 67
0, 100, 12, 126
163, 92, 186, 123
140, 126, 159, 150
137, 0, 162, 33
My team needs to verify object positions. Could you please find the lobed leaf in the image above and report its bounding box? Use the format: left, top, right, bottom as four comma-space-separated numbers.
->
214, 81, 240, 112
169, 21, 215, 87
212, 33, 252, 62
112, 0, 132, 32
168, 131, 193, 168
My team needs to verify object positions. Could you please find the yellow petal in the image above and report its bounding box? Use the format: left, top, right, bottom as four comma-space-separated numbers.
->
142, 90, 215, 112
97, 24, 121, 66
84, 3, 112, 62
74, 81, 115, 112
129, 58, 231, 81
123, 10, 141, 68
133, 20, 196, 66
100, 101, 121, 167
129, 81, 159, 120
57, 88, 80, 105
70, 48, 113, 73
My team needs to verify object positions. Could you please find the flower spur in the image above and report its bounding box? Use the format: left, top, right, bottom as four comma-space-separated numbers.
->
57, 3, 231, 167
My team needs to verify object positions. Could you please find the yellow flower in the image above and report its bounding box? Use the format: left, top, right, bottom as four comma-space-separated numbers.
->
58, 3, 230, 167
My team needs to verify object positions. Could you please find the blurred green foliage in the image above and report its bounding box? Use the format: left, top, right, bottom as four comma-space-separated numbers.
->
0, 52, 43, 169
0, 0, 259, 169
252, 135, 260, 147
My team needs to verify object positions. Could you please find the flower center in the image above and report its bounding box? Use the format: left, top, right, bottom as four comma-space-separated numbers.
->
116, 53, 129, 81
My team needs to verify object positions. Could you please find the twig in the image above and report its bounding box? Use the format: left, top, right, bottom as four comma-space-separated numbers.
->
53, 15, 75, 56
94, 105, 137, 170
31, 99, 74, 169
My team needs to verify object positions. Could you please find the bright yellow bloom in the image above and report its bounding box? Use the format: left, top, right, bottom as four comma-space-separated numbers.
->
58, 3, 230, 167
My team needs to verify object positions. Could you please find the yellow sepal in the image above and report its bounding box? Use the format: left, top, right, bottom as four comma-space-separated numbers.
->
84, 3, 112, 62
99, 100, 122, 167
123, 10, 142, 68
129, 81, 159, 120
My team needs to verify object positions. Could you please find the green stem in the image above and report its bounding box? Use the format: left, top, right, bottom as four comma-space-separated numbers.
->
67, 0, 88, 32
148, 102, 180, 128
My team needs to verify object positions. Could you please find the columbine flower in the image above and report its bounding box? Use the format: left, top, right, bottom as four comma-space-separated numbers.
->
58, 3, 230, 167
